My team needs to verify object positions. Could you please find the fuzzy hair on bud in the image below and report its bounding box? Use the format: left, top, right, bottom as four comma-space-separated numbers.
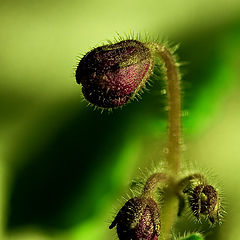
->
76, 40, 154, 109
109, 197, 161, 240
188, 184, 220, 224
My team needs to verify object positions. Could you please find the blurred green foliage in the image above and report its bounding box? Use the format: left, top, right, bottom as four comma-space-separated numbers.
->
0, 0, 240, 239
181, 233, 204, 240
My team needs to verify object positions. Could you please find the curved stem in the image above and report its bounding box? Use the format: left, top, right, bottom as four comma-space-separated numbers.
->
142, 173, 168, 197
178, 173, 208, 191
147, 43, 182, 240
155, 44, 181, 175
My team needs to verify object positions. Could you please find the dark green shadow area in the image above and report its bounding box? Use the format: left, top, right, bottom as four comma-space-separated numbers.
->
6, 84, 167, 231
176, 18, 240, 134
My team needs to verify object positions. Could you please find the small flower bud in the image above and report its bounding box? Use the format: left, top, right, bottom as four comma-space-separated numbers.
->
76, 40, 154, 108
109, 197, 161, 240
188, 184, 220, 224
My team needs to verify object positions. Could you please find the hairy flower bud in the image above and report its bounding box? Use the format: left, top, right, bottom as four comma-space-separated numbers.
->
109, 197, 161, 240
76, 40, 154, 108
188, 184, 220, 224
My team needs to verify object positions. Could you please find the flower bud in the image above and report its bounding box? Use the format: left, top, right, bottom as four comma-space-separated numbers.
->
76, 40, 154, 108
109, 197, 161, 240
188, 184, 220, 224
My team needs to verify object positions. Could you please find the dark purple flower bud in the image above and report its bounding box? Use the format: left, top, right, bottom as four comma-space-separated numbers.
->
109, 197, 161, 240
76, 40, 154, 108
189, 184, 220, 224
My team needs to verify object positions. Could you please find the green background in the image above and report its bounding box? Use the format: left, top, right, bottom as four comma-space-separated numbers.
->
0, 0, 240, 239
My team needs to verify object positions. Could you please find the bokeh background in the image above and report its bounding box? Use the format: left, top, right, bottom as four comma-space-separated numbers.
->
0, 0, 240, 239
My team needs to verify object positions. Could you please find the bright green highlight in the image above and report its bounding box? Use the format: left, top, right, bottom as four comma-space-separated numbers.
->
181, 233, 204, 240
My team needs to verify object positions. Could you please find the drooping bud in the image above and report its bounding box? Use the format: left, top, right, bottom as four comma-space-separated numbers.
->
76, 40, 154, 108
188, 184, 220, 224
109, 197, 161, 240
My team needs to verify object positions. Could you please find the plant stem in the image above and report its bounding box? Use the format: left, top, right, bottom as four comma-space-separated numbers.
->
156, 44, 181, 175
142, 173, 168, 197
147, 43, 182, 240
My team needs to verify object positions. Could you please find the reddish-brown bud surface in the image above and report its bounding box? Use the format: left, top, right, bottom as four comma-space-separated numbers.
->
76, 40, 154, 108
109, 197, 161, 240
189, 184, 220, 224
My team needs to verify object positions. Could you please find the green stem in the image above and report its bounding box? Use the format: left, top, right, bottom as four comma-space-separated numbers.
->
178, 173, 208, 190
155, 44, 181, 175
141, 173, 168, 197
147, 43, 182, 240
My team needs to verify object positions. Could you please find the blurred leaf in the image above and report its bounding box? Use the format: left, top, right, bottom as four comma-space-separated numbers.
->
179, 233, 204, 240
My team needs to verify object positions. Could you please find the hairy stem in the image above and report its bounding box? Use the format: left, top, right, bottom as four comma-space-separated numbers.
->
147, 43, 182, 239
142, 173, 168, 197
158, 45, 181, 175
178, 173, 208, 190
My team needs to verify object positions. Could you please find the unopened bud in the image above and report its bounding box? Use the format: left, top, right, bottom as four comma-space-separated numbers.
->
109, 197, 161, 240
76, 40, 154, 108
189, 184, 220, 224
